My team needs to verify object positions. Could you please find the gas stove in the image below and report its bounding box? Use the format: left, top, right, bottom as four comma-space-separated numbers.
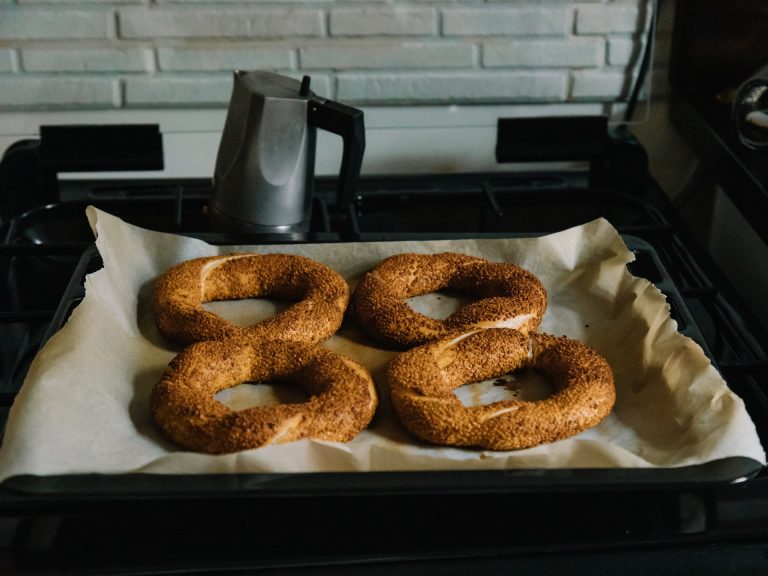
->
1, 120, 767, 574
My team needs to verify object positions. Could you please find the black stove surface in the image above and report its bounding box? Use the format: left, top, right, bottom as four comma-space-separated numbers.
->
1, 165, 768, 574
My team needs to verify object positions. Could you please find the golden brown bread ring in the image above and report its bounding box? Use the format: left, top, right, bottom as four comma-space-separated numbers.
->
154, 253, 349, 346
388, 329, 615, 450
150, 339, 378, 453
353, 252, 547, 348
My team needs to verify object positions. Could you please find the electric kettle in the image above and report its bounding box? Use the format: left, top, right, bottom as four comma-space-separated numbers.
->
211, 71, 365, 232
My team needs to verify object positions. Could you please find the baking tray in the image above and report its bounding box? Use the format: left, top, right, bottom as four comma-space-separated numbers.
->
0, 235, 764, 504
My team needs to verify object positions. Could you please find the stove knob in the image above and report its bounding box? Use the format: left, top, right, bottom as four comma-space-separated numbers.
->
733, 64, 768, 151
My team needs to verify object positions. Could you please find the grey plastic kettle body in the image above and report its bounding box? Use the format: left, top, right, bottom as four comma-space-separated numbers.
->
211, 71, 365, 233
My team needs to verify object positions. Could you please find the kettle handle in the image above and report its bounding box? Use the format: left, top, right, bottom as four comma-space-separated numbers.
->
307, 98, 365, 212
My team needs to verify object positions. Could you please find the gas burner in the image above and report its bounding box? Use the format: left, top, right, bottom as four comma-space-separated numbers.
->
1, 120, 767, 575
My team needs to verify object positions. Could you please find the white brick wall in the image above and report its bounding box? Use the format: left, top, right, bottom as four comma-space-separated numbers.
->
158, 46, 294, 72
442, 7, 571, 36
0, 51, 15, 73
483, 38, 605, 68
0, 77, 117, 109
0, 0, 653, 110
0, 8, 113, 40
571, 69, 629, 100
607, 37, 636, 66
121, 8, 326, 39
331, 7, 436, 36
576, 5, 642, 34
338, 71, 568, 103
300, 42, 477, 70
23, 48, 150, 72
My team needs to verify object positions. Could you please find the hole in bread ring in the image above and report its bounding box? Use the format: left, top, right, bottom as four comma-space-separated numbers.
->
387, 329, 615, 450
150, 339, 378, 454
453, 367, 554, 406
215, 381, 309, 410
154, 253, 350, 346
353, 253, 547, 348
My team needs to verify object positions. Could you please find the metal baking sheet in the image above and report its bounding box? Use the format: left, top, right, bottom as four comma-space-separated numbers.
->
0, 223, 763, 503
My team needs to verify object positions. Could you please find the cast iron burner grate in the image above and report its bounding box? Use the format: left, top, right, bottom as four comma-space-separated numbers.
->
2, 165, 768, 574
1, 170, 767, 452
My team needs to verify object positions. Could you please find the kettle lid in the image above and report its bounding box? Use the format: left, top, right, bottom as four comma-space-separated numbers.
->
235, 70, 312, 99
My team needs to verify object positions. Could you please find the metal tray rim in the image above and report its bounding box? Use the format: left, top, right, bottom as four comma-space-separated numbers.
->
3, 234, 762, 506
1, 457, 763, 503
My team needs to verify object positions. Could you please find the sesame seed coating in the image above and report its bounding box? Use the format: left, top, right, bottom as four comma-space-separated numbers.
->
154, 253, 350, 347
353, 252, 547, 348
388, 329, 616, 450
150, 339, 378, 453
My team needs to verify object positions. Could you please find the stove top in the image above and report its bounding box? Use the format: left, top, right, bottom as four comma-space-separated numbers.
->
1, 124, 767, 574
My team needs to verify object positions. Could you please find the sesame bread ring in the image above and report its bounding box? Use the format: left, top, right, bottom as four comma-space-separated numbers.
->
353, 253, 547, 348
388, 329, 615, 450
150, 339, 378, 454
154, 253, 349, 347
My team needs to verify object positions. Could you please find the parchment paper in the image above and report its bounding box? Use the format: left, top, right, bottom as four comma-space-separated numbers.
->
0, 207, 764, 482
